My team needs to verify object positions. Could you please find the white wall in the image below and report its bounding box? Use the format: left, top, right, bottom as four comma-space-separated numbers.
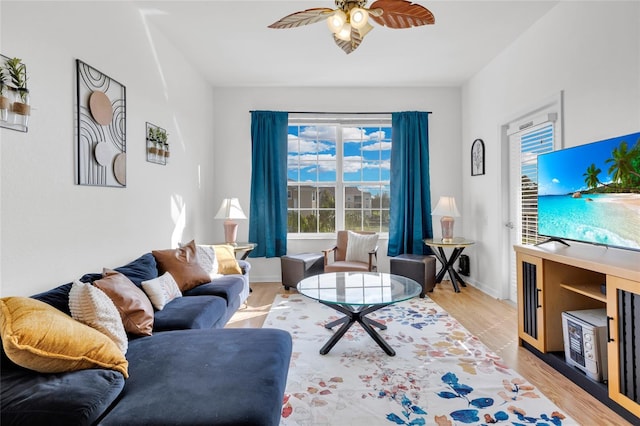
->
1, 2, 216, 296
211, 87, 462, 282
461, 1, 640, 298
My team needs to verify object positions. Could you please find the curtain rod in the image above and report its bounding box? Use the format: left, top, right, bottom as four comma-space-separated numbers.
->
249, 111, 432, 115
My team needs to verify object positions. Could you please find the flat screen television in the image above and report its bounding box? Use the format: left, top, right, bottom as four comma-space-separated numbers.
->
536, 131, 640, 251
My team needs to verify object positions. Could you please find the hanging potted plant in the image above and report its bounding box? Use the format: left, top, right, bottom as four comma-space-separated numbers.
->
158, 128, 169, 163
0, 66, 8, 122
147, 126, 159, 159
5, 57, 30, 126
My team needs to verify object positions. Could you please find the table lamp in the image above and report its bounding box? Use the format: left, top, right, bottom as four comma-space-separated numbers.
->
431, 196, 460, 243
215, 198, 246, 245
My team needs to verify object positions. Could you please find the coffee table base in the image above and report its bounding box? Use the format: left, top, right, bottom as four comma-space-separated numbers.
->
319, 301, 395, 356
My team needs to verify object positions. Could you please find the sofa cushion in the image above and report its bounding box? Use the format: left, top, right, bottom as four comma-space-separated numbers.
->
152, 296, 227, 331
0, 367, 125, 426
113, 252, 158, 287
141, 272, 182, 310
99, 328, 292, 426
93, 270, 154, 336
0, 297, 128, 377
69, 280, 128, 354
182, 274, 245, 306
152, 241, 211, 292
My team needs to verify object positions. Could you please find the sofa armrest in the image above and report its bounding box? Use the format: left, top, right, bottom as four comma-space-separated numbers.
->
237, 259, 251, 276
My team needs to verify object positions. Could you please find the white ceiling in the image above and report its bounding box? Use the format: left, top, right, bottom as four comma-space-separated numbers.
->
139, 0, 558, 87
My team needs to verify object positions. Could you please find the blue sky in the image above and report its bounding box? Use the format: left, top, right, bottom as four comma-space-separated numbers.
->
287, 125, 391, 184
537, 132, 640, 196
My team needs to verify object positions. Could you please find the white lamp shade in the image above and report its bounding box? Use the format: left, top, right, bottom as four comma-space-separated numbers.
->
431, 196, 460, 217
214, 198, 247, 220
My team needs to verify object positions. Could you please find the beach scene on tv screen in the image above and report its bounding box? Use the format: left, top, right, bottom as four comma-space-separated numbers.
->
537, 132, 640, 250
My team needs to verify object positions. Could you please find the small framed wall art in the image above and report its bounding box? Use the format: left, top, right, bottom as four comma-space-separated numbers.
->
471, 138, 485, 176
0, 54, 30, 132
76, 59, 127, 187
146, 122, 169, 165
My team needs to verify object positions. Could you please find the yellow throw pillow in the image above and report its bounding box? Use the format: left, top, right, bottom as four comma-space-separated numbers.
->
0, 297, 128, 378
213, 245, 243, 275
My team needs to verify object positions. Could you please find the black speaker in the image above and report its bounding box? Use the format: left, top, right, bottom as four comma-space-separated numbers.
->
458, 254, 470, 276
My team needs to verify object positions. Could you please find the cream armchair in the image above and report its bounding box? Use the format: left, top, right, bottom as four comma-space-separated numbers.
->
323, 230, 378, 273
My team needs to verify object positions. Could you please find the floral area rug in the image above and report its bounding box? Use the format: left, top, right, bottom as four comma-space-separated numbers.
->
265, 294, 577, 426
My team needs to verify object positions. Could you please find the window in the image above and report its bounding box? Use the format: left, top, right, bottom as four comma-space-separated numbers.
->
519, 123, 555, 245
287, 117, 392, 235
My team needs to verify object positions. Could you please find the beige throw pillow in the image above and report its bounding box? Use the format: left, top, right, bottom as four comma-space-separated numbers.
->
213, 245, 242, 275
69, 280, 128, 354
195, 244, 221, 279
345, 231, 378, 264
142, 272, 182, 310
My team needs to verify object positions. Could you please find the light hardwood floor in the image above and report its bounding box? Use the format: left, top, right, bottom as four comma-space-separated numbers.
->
227, 281, 632, 425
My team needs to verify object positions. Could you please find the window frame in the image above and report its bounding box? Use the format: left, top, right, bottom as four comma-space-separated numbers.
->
286, 115, 392, 238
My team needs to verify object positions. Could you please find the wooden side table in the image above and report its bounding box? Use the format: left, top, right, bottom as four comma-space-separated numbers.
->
423, 237, 474, 293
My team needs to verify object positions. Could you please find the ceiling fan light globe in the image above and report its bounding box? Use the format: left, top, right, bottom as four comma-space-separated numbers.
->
349, 7, 369, 29
335, 22, 352, 41
327, 10, 347, 33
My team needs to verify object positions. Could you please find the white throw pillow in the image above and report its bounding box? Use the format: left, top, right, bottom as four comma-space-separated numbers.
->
195, 244, 222, 279
69, 280, 128, 354
141, 272, 182, 310
345, 231, 378, 264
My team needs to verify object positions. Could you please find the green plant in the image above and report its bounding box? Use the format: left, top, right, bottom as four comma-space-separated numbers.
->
0, 67, 7, 96
5, 57, 28, 102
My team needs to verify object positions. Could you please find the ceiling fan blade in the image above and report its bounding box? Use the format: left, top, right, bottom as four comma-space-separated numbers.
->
268, 8, 334, 29
369, 0, 435, 29
333, 26, 367, 54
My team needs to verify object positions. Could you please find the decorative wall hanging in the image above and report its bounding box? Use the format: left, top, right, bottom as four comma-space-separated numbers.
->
471, 138, 485, 176
76, 59, 126, 187
0, 54, 30, 132
146, 122, 169, 165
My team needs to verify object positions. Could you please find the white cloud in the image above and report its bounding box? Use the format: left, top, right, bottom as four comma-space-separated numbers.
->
552, 178, 560, 184
288, 134, 333, 154
361, 141, 392, 151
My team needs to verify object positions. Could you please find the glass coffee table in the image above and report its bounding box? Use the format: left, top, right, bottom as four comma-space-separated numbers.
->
297, 272, 421, 356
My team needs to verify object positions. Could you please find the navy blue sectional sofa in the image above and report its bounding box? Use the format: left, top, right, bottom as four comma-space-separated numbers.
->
1, 253, 292, 426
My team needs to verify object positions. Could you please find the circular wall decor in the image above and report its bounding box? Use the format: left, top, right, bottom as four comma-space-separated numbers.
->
113, 153, 126, 186
89, 91, 113, 125
94, 141, 112, 166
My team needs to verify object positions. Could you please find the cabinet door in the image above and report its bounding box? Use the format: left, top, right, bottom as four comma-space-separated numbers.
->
517, 253, 545, 351
607, 275, 640, 417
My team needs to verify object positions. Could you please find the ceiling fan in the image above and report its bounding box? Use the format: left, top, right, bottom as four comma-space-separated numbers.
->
268, 0, 435, 54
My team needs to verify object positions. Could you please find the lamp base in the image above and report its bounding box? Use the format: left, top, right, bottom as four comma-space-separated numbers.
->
223, 220, 238, 244
440, 216, 455, 243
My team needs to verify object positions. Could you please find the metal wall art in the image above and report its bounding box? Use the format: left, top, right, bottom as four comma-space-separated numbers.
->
76, 59, 126, 187
471, 138, 485, 176
146, 122, 169, 165
0, 54, 30, 132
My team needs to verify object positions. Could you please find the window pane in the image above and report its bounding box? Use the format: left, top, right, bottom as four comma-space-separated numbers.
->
345, 210, 362, 230
343, 158, 361, 181
319, 210, 335, 233
363, 209, 380, 231
287, 210, 299, 233
317, 160, 337, 182
318, 187, 335, 208
298, 186, 316, 209
381, 210, 390, 232
299, 210, 317, 233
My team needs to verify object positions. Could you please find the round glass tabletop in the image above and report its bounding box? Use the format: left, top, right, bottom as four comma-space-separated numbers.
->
297, 272, 422, 306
